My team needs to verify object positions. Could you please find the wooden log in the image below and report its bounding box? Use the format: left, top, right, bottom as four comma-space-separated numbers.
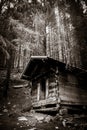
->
35, 107, 58, 112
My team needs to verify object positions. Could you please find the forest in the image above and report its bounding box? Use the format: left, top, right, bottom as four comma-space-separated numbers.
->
0, 0, 87, 130
0, 0, 87, 96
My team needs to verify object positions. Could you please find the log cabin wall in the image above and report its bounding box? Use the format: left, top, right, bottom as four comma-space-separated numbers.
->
31, 72, 59, 108
29, 59, 87, 109
46, 1, 81, 68
48, 75, 58, 99
31, 78, 47, 108
59, 71, 87, 105
47, 73, 59, 104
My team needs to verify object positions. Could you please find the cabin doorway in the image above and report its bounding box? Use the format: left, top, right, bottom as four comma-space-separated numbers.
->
40, 79, 46, 100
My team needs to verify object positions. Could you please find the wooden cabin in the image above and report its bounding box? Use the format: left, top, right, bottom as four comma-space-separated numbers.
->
21, 56, 87, 113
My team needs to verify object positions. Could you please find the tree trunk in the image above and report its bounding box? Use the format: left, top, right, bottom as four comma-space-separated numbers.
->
3, 50, 12, 98
17, 44, 21, 72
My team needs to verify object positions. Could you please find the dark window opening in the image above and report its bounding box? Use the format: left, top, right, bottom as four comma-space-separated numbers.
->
40, 79, 46, 100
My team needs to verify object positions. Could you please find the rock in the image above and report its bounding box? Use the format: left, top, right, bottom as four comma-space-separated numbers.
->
44, 115, 52, 123
55, 126, 59, 129
12, 105, 16, 108
62, 119, 66, 127
59, 108, 68, 115
59, 116, 63, 121
28, 128, 37, 130
65, 117, 74, 126
3, 109, 8, 113
18, 116, 28, 121
30, 110, 35, 114
0, 113, 3, 116
54, 114, 62, 121
34, 114, 45, 121
17, 123, 19, 125
74, 124, 78, 127
8, 102, 11, 105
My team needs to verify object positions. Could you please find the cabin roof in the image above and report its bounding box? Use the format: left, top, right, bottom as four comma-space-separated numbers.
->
21, 56, 87, 81
21, 56, 65, 80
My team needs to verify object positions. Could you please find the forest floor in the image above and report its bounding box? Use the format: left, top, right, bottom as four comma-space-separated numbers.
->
0, 71, 87, 130
0, 109, 87, 130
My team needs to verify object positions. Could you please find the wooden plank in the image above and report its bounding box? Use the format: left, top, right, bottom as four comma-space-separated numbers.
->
46, 97, 57, 105
32, 96, 37, 102
61, 100, 87, 105
32, 97, 58, 108
49, 88, 57, 93
59, 84, 87, 94
46, 79, 49, 99
13, 84, 28, 88
59, 84, 87, 105
37, 83, 40, 101
35, 107, 58, 112
49, 93, 57, 97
